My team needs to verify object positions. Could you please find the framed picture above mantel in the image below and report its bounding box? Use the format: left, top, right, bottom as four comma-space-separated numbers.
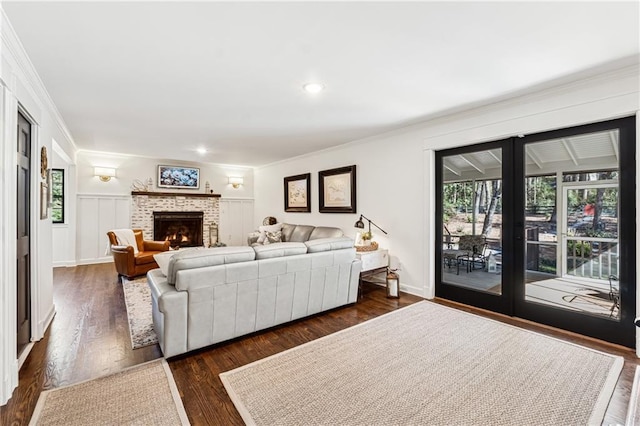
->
284, 173, 311, 212
158, 165, 200, 189
319, 165, 356, 213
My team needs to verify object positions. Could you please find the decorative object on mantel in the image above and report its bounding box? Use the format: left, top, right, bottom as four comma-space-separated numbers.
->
158, 165, 200, 189
319, 165, 356, 213
205, 181, 210, 193
131, 179, 147, 191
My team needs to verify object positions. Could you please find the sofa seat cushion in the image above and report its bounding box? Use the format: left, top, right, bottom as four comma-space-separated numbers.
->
253, 242, 308, 259
305, 237, 354, 253
135, 251, 161, 265
167, 246, 255, 285
309, 226, 344, 240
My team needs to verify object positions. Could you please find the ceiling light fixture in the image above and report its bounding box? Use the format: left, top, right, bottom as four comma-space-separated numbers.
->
197, 147, 207, 154
303, 82, 324, 94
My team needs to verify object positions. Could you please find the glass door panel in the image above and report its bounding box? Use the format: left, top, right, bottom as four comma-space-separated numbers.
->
439, 145, 506, 307
437, 117, 634, 347
515, 119, 634, 347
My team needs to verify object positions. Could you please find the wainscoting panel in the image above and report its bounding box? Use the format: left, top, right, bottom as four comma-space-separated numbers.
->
77, 194, 130, 265
219, 199, 254, 246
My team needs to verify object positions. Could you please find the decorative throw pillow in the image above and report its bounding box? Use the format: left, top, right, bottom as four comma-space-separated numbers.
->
263, 231, 282, 245
257, 223, 283, 244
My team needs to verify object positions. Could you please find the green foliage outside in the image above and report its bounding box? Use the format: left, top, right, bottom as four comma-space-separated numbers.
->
51, 169, 64, 223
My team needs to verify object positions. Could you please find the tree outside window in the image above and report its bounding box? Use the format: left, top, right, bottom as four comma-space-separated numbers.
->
51, 168, 64, 223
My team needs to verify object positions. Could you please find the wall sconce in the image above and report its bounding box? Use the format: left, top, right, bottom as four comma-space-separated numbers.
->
94, 167, 116, 182
228, 176, 244, 189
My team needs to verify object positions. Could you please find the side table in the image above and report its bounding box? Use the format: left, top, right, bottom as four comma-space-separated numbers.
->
356, 249, 389, 298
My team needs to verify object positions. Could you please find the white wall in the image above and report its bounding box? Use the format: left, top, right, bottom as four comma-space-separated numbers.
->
255, 60, 640, 301
73, 151, 254, 264
0, 9, 77, 405
255, 133, 425, 294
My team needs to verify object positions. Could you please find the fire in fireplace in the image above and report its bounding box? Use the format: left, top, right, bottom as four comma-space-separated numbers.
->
153, 211, 204, 248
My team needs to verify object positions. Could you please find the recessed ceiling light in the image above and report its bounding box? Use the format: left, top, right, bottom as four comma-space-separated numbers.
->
197, 147, 207, 154
303, 83, 324, 94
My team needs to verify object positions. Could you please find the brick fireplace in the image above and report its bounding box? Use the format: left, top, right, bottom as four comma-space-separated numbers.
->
131, 191, 220, 247
154, 211, 203, 248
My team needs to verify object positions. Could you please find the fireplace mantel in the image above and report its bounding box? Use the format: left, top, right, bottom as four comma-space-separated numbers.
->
131, 191, 221, 198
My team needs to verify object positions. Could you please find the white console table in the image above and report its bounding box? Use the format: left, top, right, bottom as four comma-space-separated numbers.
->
356, 249, 389, 297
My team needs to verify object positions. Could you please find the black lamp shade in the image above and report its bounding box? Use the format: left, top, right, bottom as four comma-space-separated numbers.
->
354, 215, 365, 229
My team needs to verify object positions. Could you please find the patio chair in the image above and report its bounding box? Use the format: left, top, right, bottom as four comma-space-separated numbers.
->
608, 275, 620, 317
456, 235, 488, 274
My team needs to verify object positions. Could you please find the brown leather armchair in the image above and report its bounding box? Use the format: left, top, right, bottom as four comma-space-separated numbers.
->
107, 229, 170, 278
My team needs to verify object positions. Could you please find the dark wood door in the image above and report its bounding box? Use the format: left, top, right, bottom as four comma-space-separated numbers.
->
16, 112, 31, 356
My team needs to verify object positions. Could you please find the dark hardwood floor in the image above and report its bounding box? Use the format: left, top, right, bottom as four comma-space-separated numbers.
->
0, 263, 638, 425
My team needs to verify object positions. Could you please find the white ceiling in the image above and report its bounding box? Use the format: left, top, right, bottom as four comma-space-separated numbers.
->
2, 1, 639, 167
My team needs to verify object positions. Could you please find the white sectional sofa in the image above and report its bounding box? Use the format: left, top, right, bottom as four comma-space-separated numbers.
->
147, 236, 361, 357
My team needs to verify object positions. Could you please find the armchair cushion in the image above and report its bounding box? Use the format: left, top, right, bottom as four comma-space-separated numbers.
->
135, 252, 159, 266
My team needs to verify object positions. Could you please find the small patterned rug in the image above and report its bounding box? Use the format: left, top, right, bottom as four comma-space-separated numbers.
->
221, 301, 623, 426
122, 276, 158, 349
30, 359, 189, 425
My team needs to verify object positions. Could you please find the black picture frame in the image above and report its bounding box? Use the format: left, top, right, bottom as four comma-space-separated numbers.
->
284, 173, 311, 212
319, 165, 357, 213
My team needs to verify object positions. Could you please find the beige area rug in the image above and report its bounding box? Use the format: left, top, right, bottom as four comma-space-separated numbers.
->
122, 276, 158, 349
220, 301, 623, 426
29, 359, 189, 425
626, 366, 640, 425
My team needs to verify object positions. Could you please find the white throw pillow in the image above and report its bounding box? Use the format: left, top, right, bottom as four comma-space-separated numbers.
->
154, 251, 178, 276
257, 223, 283, 244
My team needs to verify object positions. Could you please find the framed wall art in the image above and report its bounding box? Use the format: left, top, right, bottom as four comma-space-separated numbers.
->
158, 165, 200, 189
284, 173, 311, 212
319, 165, 356, 213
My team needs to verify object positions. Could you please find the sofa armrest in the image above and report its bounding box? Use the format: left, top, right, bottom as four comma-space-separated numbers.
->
143, 240, 170, 251
110, 245, 135, 275
147, 270, 188, 357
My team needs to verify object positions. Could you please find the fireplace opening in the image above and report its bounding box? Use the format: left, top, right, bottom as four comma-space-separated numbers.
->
153, 211, 204, 248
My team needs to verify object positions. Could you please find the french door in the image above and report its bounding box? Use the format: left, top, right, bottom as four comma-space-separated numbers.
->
436, 116, 636, 347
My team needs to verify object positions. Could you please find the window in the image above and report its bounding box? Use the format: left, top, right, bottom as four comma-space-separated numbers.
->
51, 168, 64, 223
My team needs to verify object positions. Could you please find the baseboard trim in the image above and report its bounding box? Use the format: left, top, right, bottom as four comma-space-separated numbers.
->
399, 283, 426, 298
17, 343, 33, 370
39, 304, 56, 338
77, 257, 113, 266
52, 260, 77, 267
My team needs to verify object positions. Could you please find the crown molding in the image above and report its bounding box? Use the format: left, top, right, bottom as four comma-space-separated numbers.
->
0, 8, 78, 154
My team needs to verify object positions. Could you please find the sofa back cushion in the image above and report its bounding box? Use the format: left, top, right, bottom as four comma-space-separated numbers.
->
167, 246, 255, 285
281, 224, 314, 242
309, 226, 344, 240
305, 237, 354, 253
253, 242, 307, 259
